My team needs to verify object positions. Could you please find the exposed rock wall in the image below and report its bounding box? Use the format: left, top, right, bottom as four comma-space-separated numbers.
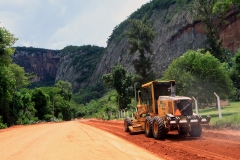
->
220, 12, 240, 52
89, 6, 240, 86
89, 5, 207, 85
13, 49, 60, 82
55, 52, 88, 93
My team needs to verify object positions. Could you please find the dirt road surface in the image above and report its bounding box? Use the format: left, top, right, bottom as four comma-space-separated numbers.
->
1, 119, 240, 160
81, 119, 240, 160
0, 121, 162, 160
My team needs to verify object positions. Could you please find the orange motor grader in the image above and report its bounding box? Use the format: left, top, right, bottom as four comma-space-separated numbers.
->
124, 80, 210, 139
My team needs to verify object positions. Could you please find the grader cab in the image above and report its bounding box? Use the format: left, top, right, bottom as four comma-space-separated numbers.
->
124, 80, 210, 139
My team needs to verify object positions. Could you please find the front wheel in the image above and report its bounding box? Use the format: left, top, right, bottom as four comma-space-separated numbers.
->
145, 116, 153, 137
124, 116, 132, 132
189, 124, 202, 137
152, 116, 165, 140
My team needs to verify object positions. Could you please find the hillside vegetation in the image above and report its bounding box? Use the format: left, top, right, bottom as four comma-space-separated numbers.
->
107, 0, 194, 44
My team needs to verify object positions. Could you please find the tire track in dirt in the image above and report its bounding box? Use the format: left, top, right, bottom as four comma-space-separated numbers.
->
81, 119, 240, 160
75, 123, 121, 159
203, 137, 240, 145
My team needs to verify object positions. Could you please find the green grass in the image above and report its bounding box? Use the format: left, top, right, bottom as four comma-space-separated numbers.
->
194, 102, 240, 129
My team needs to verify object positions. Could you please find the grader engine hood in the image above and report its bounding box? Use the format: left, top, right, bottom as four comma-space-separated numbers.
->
159, 96, 211, 126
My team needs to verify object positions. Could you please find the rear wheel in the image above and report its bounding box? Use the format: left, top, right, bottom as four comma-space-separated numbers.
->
124, 116, 132, 132
178, 127, 189, 136
189, 124, 202, 137
152, 116, 165, 140
145, 116, 153, 137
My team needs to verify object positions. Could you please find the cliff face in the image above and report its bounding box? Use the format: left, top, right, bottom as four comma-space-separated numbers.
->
13, 46, 105, 92
13, 48, 60, 83
89, 5, 240, 85
220, 11, 240, 52
55, 45, 105, 93
89, 5, 206, 84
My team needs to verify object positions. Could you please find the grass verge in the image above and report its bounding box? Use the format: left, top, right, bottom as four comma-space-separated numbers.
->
195, 102, 240, 129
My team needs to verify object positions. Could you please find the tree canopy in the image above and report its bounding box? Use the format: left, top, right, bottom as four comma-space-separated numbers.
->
193, 0, 228, 62
163, 50, 234, 104
0, 27, 18, 125
103, 65, 134, 110
126, 16, 156, 85
213, 0, 240, 16
229, 49, 240, 100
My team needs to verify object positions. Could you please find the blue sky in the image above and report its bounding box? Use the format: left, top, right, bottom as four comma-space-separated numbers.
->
0, 0, 149, 50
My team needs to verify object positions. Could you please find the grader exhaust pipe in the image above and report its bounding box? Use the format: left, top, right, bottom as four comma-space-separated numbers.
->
170, 80, 176, 97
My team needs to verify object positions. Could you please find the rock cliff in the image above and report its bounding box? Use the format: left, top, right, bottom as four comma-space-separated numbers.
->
89, 4, 240, 85
13, 47, 60, 85
55, 45, 105, 92
13, 46, 105, 92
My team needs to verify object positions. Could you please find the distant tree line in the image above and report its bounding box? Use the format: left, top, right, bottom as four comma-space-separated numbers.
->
14, 46, 60, 54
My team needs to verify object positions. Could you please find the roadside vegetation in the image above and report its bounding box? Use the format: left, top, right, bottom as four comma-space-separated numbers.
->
193, 101, 240, 129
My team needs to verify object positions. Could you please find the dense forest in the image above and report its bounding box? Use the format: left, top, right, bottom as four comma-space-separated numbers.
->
0, 0, 240, 128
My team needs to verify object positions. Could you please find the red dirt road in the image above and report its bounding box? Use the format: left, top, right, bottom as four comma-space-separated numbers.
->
0, 121, 161, 160
1, 119, 240, 160
81, 119, 240, 160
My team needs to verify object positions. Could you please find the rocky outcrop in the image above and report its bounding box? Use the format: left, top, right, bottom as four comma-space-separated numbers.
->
220, 11, 240, 52
55, 45, 105, 92
13, 46, 104, 92
89, 5, 240, 85
13, 48, 60, 83
89, 5, 206, 85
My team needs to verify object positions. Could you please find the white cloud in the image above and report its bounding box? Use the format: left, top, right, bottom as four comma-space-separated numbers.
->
0, 0, 149, 49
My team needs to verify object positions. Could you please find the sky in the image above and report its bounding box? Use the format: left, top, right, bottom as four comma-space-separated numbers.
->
0, 0, 150, 50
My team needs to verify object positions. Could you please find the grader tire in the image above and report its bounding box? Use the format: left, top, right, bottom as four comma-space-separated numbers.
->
189, 124, 202, 137
145, 116, 153, 137
178, 130, 189, 136
124, 116, 132, 132
178, 127, 189, 136
152, 116, 165, 140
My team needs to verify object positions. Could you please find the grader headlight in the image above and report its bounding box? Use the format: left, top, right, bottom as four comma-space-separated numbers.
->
175, 116, 180, 124
186, 116, 191, 123
196, 115, 202, 123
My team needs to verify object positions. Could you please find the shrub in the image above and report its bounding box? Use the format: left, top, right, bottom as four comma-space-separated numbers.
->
43, 114, 53, 122
0, 116, 7, 129
211, 113, 240, 129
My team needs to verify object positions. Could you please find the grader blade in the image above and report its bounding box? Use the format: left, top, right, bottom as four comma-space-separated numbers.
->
129, 124, 144, 133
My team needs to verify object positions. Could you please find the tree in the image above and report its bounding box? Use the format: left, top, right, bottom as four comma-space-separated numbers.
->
31, 88, 50, 120
9, 63, 29, 90
0, 66, 15, 125
229, 49, 240, 100
103, 65, 134, 110
8, 63, 30, 114
213, 0, 240, 16
126, 16, 156, 85
0, 27, 18, 125
0, 27, 18, 66
55, 80, 72, 101
163, 50, 234, 104
193, 0, 227, 62
37, 86, 75, 121
17, 92, 37, 124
